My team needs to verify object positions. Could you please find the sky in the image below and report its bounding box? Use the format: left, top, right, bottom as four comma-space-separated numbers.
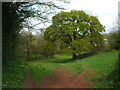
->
2, 0, 119, 33
21, 0, 120, 34
66, 0, 119, 33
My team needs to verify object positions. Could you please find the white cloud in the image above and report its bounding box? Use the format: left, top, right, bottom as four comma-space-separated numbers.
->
66, 0, 119, 33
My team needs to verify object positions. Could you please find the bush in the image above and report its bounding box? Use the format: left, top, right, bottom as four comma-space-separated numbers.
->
107, 31, 119, 50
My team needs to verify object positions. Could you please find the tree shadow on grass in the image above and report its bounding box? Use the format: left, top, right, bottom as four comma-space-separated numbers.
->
49, 52, 97, 63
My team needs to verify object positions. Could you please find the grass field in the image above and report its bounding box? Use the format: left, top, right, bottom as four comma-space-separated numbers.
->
2, 50, 119, 88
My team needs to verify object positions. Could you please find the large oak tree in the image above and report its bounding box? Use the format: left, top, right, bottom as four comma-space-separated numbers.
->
44, 10, 105, 59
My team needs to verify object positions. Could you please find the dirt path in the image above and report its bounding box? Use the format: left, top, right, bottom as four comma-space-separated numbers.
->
39, 68, 91, 88
23, 69, 37, 88
24, 68, 94, 88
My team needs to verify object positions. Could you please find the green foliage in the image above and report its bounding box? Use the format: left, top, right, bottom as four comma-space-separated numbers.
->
70, 39, 92, 54
107, 31, 119, 50
42, 40, 56, 57
44, 10, 105, 58
2, 61, 26, 88
2, 2, 35, 65
2, 3, 21, 65
106, 68, 120, 88
15, 32, 47, 61
16, 32, 56, 60
118, 50, 120, 72
16, 54, 46, 61
2, 1, 65, 65
106, 30, 120, 86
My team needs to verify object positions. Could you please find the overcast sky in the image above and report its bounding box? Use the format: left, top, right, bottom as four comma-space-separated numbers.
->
22, 0, 119, 34
66, 0, 119, 33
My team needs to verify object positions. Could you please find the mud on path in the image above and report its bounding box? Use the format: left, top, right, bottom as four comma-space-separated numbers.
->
24, 68, 95, 88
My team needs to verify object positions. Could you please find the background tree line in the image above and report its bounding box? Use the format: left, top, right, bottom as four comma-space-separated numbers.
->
2, 1, 67, 65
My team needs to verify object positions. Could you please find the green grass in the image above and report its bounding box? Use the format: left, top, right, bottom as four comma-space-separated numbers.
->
2, 61, 27, 88
62, 50, 118, 88
24, 54, 72, 85
27, 50, 118, 88
69, 50, 118, 88
26, 62, 54, 86
3, 50, 118, 88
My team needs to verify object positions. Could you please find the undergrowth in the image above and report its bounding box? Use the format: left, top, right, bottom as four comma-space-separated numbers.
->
2, 61, 26, 88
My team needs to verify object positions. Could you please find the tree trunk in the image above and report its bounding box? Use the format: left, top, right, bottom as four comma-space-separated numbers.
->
36, 53, 38, 60
72, 46, 77, 60
72, 54, 77, 60
26, 41, 30, 61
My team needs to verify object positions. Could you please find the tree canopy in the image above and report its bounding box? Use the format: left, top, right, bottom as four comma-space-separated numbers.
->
2, 2, 65, 65
44, 10, 105, 59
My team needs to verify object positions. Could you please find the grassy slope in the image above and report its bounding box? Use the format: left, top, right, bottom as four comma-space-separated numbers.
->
2, 50, 118, 88
67, 50, 118, 88
27, 50, 118, 88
